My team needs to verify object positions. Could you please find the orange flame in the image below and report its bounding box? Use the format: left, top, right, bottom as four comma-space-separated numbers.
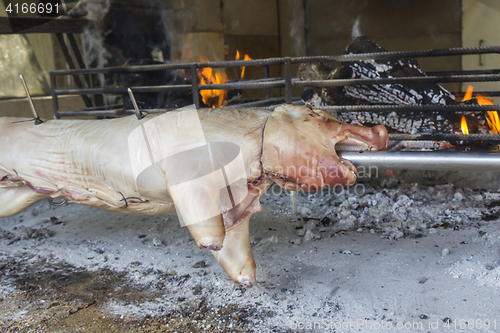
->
197, 50, 252, 108
461, 85, 500, 135
198, 57, 228, 108
486, 110, 500, 134
460, 86, 472, 135
461, 116, 469, 135
235, 50, 252, 78
476, 92, 500, 134
462, 85, 474, 102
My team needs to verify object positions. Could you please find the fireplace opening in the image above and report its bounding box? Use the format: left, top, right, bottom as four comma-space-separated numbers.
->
2, 1, 500, 331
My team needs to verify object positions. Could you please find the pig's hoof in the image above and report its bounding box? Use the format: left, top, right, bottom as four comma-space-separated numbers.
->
197, 236, 224, 251
237, 275, 254, 288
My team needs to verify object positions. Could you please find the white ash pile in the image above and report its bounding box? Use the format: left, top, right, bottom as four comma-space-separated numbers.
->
261, 182, 500, 241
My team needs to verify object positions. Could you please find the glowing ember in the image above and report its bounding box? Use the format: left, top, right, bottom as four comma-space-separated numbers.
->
461, 116, 469, 135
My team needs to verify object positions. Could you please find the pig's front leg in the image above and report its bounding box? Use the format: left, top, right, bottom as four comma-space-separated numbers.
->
186, 215, 226, 251
211, 215, 255, 287
210, 180, 272, 287
164, 169, 227, 251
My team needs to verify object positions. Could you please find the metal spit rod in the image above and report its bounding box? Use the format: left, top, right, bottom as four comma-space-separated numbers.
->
338, 150, 500, 171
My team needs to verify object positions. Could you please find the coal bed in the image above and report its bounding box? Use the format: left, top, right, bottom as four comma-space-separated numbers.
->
1, 179, 500, 331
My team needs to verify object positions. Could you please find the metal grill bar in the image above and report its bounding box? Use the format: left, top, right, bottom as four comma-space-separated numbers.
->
294, 73, 500, 88
52, 74, 500, 98
191, 63, 200, 108
56, 110, 133, 117
428, 69, 500, 76
49, 45, 500, 144
50, 45, 500, 76
316, 104, 500, 112
454, 91, 500, 98
294, 45, 500, 63
54, 85, 192, 96
50, 47, 500, 112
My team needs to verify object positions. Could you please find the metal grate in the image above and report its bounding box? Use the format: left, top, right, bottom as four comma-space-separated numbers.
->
50, 45, 500, 143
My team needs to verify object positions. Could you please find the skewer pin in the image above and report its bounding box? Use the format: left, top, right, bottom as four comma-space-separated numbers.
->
127, 88, 145, 120
290, 191, 297, 215
19, 74, 43, 125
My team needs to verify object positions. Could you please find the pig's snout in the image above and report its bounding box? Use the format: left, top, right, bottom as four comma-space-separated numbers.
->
370, 125, 389, 150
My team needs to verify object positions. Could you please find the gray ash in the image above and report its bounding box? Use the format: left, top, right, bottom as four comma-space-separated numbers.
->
262, 182, 499, 241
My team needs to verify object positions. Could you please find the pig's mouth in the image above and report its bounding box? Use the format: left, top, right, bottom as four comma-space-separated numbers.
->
335, 136, 376, 152
266, 132, 380, 190
339, 157, 358, 176
334, 133, 378, 177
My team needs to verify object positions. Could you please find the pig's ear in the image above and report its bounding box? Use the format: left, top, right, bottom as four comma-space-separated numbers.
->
312, 108, 341, 122
273, 104, 304, 114
274, 104, 314, 120
271, 105, 289, 118
273, 104, 341, 123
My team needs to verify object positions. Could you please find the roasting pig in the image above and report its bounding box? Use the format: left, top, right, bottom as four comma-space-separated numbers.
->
0, 104, 388, 287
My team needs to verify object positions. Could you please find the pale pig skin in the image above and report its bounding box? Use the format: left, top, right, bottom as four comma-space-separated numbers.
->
0, 105, 388, 287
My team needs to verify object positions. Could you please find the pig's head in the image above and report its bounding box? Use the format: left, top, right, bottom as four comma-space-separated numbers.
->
261, 105, 389, 191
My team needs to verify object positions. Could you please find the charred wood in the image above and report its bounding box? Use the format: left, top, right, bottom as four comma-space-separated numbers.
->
299, 36, 486, 134
114, 59, 193, 110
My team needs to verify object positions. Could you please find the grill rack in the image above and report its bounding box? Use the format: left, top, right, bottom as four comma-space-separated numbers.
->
50, 45, 500, 143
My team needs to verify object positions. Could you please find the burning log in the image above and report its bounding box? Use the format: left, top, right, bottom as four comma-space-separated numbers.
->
299, 36, 485, 135
321, 36, 456, 106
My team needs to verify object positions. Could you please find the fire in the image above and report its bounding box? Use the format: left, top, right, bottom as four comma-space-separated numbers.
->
475, 95, 500, 134
460, 86, 473, 135
198, 57, 228, 108
461, 85, 500, 135
236, 50, 252, 78
461, 116, 469, 135
486, 110, 500, 134
462, 85, 474, 102
198, 50, 252, 108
